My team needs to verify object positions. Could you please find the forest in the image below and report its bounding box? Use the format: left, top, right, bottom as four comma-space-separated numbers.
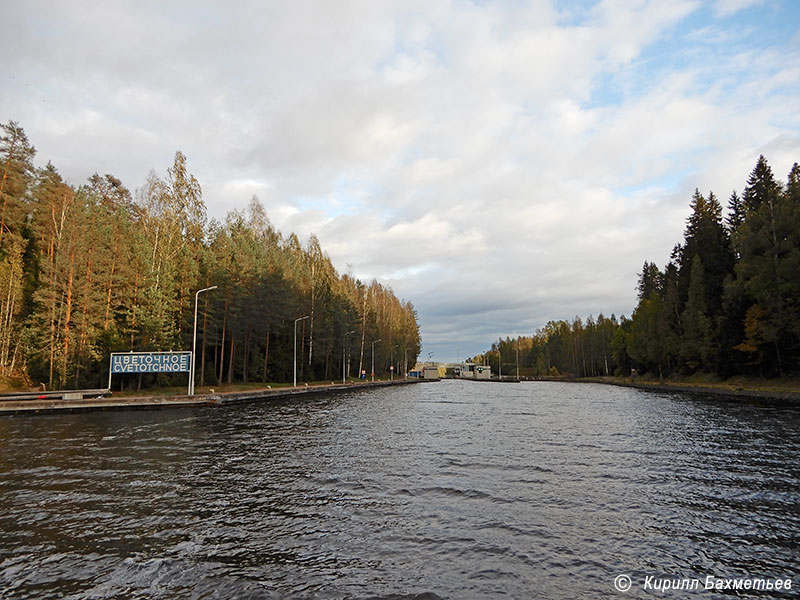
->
475, 155, 800, 380
0, 121, 421, 391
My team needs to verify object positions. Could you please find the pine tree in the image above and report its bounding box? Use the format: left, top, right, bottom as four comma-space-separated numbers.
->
0, 121, 36, 246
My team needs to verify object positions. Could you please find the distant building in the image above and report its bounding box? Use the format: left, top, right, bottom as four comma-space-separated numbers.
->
422, 365, 441, 379
455, 362, 491, 379
409, 363, 443, 379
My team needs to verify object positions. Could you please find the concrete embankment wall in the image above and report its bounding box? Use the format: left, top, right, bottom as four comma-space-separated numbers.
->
0, 379, 425, 416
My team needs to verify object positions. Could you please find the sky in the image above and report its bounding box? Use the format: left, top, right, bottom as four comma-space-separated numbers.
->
3, 0, 799, 363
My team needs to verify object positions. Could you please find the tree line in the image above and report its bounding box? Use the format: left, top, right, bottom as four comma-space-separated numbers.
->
474, 155, 800, 379
0, 121, 421, 391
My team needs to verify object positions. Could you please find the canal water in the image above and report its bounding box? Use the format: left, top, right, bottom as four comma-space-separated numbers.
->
0, 380, 797, 599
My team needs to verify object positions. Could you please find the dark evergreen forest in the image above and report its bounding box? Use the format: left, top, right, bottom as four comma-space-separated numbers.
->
0, 121, 421, 391
477, 155, 800, 380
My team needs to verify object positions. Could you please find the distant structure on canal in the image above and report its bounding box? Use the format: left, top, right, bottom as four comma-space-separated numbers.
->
409, 362, 492, 380
453, 362, 492, 379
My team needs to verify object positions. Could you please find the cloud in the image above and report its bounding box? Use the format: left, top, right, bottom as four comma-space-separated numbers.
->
712, 0, 766, 18
2, 0, 799, 361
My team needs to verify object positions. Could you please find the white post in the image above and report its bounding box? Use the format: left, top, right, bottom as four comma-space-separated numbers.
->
190, 285, 217, 396
294, 315, 310, 387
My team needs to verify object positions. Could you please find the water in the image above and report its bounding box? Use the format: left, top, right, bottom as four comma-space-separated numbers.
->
0, 380, 798, 599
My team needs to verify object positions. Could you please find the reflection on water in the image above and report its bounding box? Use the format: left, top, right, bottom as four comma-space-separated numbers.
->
0, 381, 798, 599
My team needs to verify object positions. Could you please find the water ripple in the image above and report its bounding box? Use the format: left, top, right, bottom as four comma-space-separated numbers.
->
1, 381, 798, 599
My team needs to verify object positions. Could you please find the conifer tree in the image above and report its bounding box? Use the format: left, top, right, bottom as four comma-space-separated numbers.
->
742, 155, 780, 213
680, 256, 715, 371
734, 156, 797, 374
0, 121, 36, 246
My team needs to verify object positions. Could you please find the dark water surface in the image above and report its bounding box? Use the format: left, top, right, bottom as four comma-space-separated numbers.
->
1, 380, 798, 599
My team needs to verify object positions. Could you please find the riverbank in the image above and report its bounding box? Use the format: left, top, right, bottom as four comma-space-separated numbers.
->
576, 375, 800, 403
0, 379, 425, 416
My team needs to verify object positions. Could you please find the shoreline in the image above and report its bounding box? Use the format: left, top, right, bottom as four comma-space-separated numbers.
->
0, 379, 425, 416
564, 376, 800, 404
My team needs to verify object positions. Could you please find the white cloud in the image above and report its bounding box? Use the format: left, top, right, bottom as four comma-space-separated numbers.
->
2, 0, 799, 361
712, 0, 766, 18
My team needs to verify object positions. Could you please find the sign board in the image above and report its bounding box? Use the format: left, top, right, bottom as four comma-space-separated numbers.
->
110, 351, 191, 374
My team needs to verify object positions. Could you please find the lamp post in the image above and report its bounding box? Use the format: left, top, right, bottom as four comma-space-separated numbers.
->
404, 347, 409, 379
391, 344, 397, 381
294, 315, 310, 387
371, 338, 382, 382
190, 285, 217, 396
342, 330, 355, 383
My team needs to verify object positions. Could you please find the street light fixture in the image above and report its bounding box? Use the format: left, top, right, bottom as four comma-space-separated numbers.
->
371, 338, 382, 382
190, 285, 217, 396
294, 315, 310, 387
